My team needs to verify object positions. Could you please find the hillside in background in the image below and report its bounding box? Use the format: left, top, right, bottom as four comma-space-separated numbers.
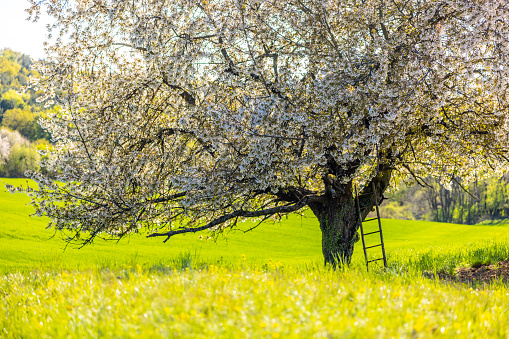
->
0, 49, 54, 178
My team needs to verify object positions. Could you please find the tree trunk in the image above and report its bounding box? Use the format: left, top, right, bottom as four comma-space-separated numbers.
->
309, 186, 358, 267
310, 169, 392, 268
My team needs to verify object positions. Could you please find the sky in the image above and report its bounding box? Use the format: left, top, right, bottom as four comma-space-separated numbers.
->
0, 0, 51, 60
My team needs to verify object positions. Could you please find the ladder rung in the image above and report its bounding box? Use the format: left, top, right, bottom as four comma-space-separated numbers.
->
354, 183, 388, 272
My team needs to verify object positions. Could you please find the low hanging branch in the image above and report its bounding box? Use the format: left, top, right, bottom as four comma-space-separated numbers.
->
147, 195, 319, 242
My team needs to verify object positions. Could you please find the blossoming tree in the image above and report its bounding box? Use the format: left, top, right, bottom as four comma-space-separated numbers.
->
24, 0, 509, 266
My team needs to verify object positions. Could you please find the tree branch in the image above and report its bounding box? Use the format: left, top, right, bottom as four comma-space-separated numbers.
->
357, 164, 393, 219
161, 75, 196, 106
146, 196, 318, 242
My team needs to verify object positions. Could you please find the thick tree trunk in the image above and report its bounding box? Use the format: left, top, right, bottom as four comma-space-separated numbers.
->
310, 169, 392, 268
309, 184, 359, 268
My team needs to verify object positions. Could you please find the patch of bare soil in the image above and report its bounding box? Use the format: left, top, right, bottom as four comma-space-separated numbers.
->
424, 259, 509, 285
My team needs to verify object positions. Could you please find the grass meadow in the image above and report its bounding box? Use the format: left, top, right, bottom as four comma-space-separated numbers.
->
2, 178, 509, 338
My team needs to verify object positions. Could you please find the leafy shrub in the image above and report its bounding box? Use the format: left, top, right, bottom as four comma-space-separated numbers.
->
0, 144, 40, 177
0, 128, 39, 177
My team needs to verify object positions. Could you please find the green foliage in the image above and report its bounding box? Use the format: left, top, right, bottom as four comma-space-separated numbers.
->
0, 145, 40, 178
0, 56, 21, 84
377, 201, 414, 220
0, 89, 26, 116
0, 50, 54, 177
3, 108, 33, 137
0, 49, 50, 143
383, 175, 509, 224
0, 53, 29, 103
1, 108, 48, 141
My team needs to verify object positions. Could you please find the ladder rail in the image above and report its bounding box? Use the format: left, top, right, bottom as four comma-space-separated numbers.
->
355, 183, 388, 271
354, 185, 369, 272
371, 182, 388, 268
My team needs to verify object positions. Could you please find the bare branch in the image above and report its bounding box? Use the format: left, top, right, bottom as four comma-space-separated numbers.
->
147, 196, 318, 242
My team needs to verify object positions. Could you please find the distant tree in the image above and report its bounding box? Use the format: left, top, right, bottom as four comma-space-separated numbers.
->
0, 89, 26, 113
382, 173, 509, 225
0, 56, 21, 78
19, 54, 32, 70
2, 108, 37, 140
24, 0, 509, 266
0, 49, 40, 96
0, 51, 51, 142
1, 144, 40, 178
0, 127, 38, 178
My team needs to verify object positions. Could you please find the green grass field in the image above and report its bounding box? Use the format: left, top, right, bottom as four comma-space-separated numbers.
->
2, 178, 509, 338
3, 265, 509, 338
2, 178, 509, 272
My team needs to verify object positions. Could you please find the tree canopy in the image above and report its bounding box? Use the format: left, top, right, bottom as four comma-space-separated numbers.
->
23, 0, 509, 266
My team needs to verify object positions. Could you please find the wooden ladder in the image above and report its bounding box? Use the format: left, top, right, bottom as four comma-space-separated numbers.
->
355, 182, 388, 272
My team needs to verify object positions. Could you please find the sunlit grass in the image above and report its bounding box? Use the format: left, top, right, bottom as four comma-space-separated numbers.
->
1, 253, 509, 339
3, 177, 509, 338
2, 178, 509, 274
386, 241, 509, 275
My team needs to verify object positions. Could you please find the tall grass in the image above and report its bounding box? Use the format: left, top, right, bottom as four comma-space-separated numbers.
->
2, 242, 509, 338
384, 240, 509, 275
93, 240, 509, 276
1, 264, 508, 338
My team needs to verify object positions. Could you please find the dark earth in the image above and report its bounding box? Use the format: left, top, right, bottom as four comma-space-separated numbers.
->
425, 259, 509, 284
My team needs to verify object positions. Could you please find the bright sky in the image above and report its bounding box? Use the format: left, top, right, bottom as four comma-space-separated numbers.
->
0, 0, 51, 60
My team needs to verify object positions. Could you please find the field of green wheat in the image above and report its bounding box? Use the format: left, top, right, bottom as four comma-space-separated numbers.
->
2, 178, 509, 338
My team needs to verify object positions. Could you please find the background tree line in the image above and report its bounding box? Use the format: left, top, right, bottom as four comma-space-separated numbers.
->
0, 49, 54, 178
380, 176, 509, 225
